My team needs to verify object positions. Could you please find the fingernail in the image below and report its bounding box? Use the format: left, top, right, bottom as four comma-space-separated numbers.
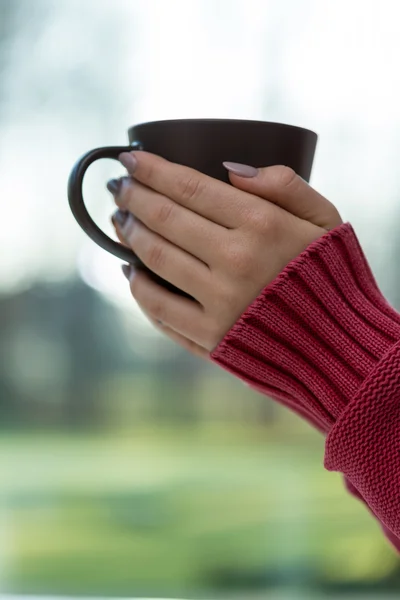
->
121, 264, 136, 283
223, 161, 258, 178
107, 178, 122, 196
111, 209, 129, 228
121, 264, 131, 280
121, 213, 135, 240
119, 152, 138, 173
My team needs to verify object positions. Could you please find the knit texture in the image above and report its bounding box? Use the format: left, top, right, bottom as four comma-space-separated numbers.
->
211, 222, 400, 540
325, 341, 400, 538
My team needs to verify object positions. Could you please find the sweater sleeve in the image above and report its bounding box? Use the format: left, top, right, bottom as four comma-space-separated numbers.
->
211, 222, 400, 541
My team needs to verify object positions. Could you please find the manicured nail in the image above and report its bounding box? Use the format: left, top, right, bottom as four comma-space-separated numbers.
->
111, 209, 129, 228
223, 161, 258, 178
119, 152, 138, 173
121, 264, 131, 280
121, 213, 135, 240
107, 178, 122, 196
121, 264, 136, 283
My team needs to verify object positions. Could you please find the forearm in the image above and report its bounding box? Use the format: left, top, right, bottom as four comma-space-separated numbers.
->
211, 223, 400, 543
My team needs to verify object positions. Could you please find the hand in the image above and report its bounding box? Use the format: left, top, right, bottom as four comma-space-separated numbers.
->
109, 152, 342, 358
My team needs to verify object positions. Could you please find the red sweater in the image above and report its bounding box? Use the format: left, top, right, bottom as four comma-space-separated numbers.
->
211, 223, 400, 552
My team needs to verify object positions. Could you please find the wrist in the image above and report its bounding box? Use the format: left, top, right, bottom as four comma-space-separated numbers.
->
211, 223, 400, 431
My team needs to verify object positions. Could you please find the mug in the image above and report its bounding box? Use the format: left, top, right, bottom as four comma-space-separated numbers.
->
68, 118, 317, 293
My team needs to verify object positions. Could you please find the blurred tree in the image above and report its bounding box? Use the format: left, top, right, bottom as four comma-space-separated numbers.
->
54, 280, 132, 427
0, 279, 133, 428
0, 278, 217, 429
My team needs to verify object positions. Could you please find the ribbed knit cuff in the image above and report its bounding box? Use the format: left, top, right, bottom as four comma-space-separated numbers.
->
211, 223, 400, 432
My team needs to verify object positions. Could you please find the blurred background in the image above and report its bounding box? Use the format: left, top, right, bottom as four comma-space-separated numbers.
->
1, 0, 400, 598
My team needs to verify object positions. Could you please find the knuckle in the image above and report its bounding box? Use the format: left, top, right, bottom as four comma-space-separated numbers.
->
272, 165, 298, 190
327, 205, 343, 228
146, 242, 166, 272
154, 201, 175, 225
258, 207, 278, 234
227, 240, 253, 276
178, 174, 205, 203
140, 159, 157, 184
246, 206, 272, 231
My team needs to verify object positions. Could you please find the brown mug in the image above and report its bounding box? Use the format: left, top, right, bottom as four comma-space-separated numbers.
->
68, 118, 317, 294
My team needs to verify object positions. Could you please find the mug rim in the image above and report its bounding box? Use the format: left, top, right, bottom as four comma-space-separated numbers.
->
129, 118, 317, 137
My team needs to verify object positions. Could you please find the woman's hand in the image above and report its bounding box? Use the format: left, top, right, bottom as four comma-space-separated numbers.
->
109, 151, 342, 357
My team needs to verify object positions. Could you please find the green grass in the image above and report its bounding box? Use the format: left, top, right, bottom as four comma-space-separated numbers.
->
0, 423, 397, 597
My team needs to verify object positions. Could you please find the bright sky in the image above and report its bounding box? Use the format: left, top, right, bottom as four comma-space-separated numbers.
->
1, 0, 400, 312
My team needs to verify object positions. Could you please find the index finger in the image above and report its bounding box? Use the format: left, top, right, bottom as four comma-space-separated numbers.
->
118, 151, 257, 228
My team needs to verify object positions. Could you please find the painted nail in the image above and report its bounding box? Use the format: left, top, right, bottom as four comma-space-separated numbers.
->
223, 161, 258, 178
107, 178, 122, 196
112, 209, 129, 228
119, 152, 138, 173
121, 264, 136, 283
121, 264, 131, 280
121, 213, 135, 240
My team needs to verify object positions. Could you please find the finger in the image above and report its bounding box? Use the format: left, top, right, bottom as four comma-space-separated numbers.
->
120, 216, 211, 303
146, 316, 210, 360
124, 265, 214, 349
111, 211, 129, 246
225, 164, 342, 230
118, 151, 257, 228
115, 178, 224, 265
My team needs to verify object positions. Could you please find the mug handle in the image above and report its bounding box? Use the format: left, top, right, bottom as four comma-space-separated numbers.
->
67, 142, 191, 298
67, 143, 141, 263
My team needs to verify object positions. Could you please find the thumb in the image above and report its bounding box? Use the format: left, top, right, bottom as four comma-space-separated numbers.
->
223, 162, 342, 231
